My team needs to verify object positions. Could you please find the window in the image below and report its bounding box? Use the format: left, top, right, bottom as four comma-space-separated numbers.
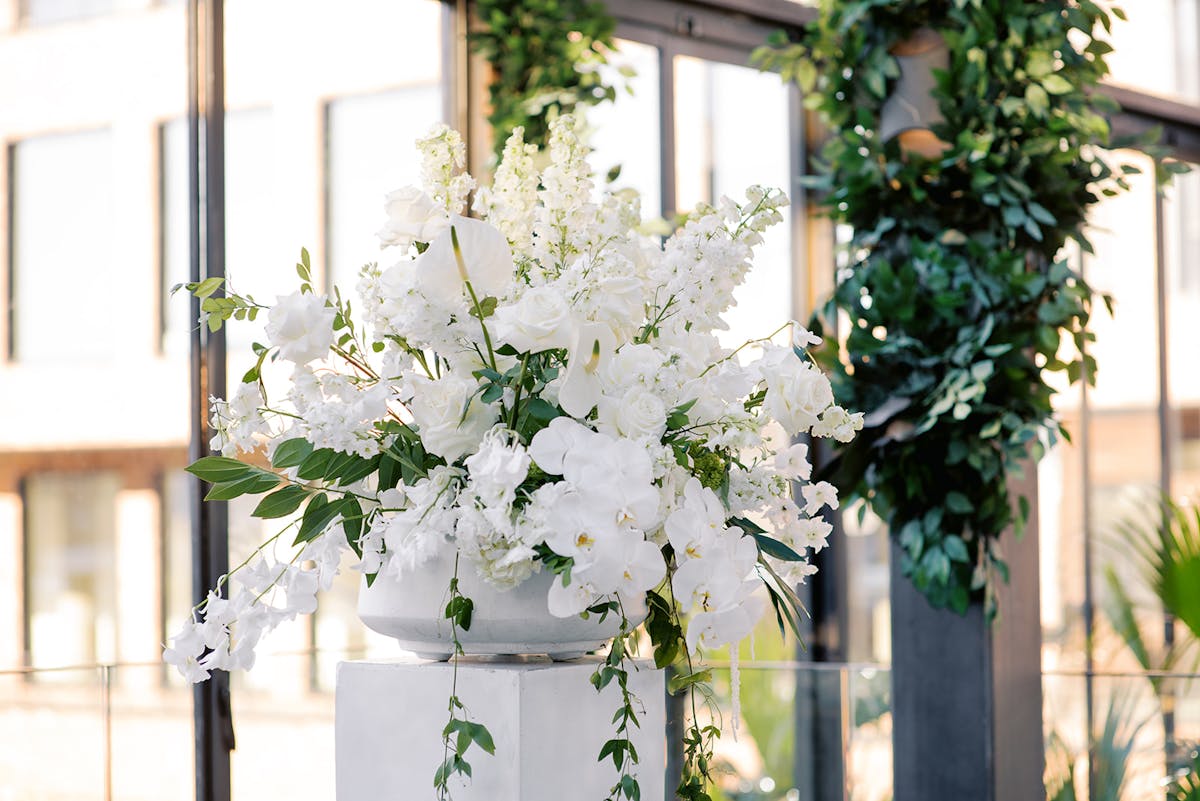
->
10, 129, 119, 363
19, 0, 113, 26
325, 86, 444, 292
23, 471, 120, 669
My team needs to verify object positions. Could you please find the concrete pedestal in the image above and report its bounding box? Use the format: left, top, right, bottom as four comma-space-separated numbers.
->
336, 657, 666, 801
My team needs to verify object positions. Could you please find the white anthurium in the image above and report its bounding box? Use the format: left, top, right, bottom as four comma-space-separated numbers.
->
415, 215, 514, 308
491, 285, 578, 353
558, 322, 617, 418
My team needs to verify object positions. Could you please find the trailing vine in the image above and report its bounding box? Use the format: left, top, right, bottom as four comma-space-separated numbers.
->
754, 0, 1186, 613
470, 0, 623, 155
434, 556, 495, 799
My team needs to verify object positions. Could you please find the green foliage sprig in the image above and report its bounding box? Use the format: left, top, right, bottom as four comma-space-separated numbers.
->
435, 558, 496, 799
754, 0, 1166, 613
470, 0, 623, 155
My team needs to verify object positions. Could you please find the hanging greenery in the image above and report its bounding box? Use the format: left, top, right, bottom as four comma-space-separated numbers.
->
754, 0, 1184, 614
470, 0, 624, 157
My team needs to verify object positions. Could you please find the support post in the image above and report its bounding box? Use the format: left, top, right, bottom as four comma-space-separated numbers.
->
890, 465, 1044, 801
188, 0, 233, 798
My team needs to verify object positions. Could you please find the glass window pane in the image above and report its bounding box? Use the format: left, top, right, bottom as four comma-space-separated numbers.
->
11, 130, 119, 363
1104, 0, 1200, 104
24, 471, 120, 669
674, 55, 794, 346
589, 39, 663, 218
1165, 164, 1200, 498
20, 0, 113, 26
326, 86, 444, 292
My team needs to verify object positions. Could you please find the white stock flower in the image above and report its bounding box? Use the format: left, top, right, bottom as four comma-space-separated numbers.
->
464, 427, 531, 507
791, 321, 822, 349
209, 381, 270, 456
773, 443, 812, 481
801, 481, 839, 516
376, 186, 448, 250
266, 291, 336, 364
812, 405, 865, 443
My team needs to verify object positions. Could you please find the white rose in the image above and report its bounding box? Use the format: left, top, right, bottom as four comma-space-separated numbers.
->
408, 373, 499, 462
376, 187, 447, 250
597, 387, 667, 440
265, 291, 336, 364
491, 286, 577, 353
757, 346, 834, 435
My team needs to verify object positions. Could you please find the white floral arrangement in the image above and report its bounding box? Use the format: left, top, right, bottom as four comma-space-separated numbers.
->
167, 116, 860, 800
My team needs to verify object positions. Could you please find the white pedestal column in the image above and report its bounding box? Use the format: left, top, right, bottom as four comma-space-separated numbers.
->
336, 658, 665, 801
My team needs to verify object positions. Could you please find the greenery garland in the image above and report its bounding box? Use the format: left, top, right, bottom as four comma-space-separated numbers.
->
470, 0, 623, 156
755, 0, 1183, 614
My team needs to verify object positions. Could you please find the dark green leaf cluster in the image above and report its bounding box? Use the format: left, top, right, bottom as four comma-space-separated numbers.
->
755, 0, 1138, 613
470, 0, 621, 154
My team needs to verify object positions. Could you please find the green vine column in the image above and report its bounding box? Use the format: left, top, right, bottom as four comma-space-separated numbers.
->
469, 0, 622, 156
754, 3, 1190, 799
756, 0, 1140, 615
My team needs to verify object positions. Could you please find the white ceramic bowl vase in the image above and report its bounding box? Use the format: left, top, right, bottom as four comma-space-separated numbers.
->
358, 550, 647, 661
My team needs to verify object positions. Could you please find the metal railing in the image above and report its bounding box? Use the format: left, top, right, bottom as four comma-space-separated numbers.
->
6, 655, 1200, 801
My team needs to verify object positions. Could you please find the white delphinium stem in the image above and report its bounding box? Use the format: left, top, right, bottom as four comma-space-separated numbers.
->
474, 127, 539, 249
416, 125, 476, 214
532, 116, 596, 276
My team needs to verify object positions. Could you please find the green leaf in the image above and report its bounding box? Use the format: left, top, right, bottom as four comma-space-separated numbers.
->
191, 276, 225, 299
342, 497, 363, 545
668, 668, 712, 695
252, 485, 311, 518
271, 438, 314, 469
294, 494, 345, 545
204, 470, 282, 501
946, 492, 974, 514
943, 535, 970, 563
186, 456, 255, 484
296, 448, 336, 481
752, 533, 805, 562
1041, 74, 1073, 95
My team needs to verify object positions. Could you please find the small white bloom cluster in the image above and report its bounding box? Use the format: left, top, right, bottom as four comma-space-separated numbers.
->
170, 116, 862, 680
